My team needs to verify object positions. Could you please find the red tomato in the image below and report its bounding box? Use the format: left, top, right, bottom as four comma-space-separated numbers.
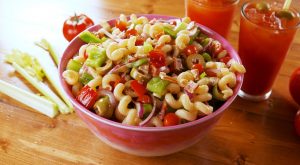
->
76, 85, 98, 109
135, 37, 145, 46
125, 29, 138, 38
149, 49, 166, 68
137, 95, 152, 104
192, 63, 204, 73
295, 110, 300, 137
131, 80, 147, 97
205, 69, 218, 77
219, 55, 232, 64
163, 113, 180, 126
289, 67, 300, 105
63, 13, 94, 41
115, 20, 127, 31
183, 45, 198, 56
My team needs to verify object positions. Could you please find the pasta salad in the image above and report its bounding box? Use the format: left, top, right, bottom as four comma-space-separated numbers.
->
62, 14, 246, 127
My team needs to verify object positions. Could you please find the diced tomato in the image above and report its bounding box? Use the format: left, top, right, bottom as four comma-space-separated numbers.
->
76, 85, 98, 109
84, 50, 88, 59
131, 80, 147, 97
149, 49, 166, 68
170, 20, 177, 26
219, 55, 232, 64
163, 113, 180, 126
115, 20, 127, 31
192, 63, 204, 73
137, 95, 152, 104
183, 45, 198, 56
135, 37, 145, 46
125, 28, 138, 38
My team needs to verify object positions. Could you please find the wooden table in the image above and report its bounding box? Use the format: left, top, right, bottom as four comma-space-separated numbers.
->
1, 0, 300, 164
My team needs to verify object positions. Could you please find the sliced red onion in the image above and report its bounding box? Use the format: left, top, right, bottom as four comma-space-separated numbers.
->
158, 100, 168, 120
97, 89, 117, 110
135, 102, 144, 119
184, 81, 199, 94
184, 89, 194, 100
139, 97, 156, 126
99, 28, 122, 43
173, 57, 183, 71
107, 64, 129, 75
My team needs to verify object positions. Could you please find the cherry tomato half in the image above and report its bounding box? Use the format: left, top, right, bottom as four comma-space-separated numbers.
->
63, 13, 94, 41
295, 110, 300, 137
163, 113, 180, 126
289, 67, 300, 105
115, 20, 127, 31
125, 28, 138, 38
183, 45, 198, 56
219, 55, 232, 64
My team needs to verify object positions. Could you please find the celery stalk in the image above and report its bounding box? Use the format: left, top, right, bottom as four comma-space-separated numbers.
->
11, 62, 70, 114
0, 80, 58, 118
31, 48, 74, 113
35, 39, 60, 66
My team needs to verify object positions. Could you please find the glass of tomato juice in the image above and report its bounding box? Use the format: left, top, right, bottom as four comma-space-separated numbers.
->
238, 0, 300, 101
185, 0, 239, 38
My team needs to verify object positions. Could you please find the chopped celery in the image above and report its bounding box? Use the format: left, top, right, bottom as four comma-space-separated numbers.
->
175, 22, 187, 33
79, 31, 102, 43
80, 73, 94, 85
0, 80, 58, 118
163, 26, 177, 38
202, 52, 212, 62
11, 62, 70, 114
146, 77, 170, 96
132, 58, 148, 68
5, 49, 45, 81
67, 59, 82, 72
212, 85, 226, 101
85, 45, 107, 68
143, 42, 153, 54
35, 39, 60, 66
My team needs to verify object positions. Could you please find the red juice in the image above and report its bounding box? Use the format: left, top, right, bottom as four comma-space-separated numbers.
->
238, 1, 300, 100
186, 0, 238, 38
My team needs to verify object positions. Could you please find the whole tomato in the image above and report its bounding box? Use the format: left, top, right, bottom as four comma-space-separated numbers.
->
63, 13, 94, 41
295, 110, 300, 137
289, 67, 300, 105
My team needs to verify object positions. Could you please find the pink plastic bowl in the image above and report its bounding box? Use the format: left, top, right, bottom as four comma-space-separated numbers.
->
59, 14, 244, 156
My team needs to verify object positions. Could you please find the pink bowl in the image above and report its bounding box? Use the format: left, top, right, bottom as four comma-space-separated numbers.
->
59, 14, 244, 156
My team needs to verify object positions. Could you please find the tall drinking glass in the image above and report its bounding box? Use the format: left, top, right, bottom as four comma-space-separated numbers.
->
185, 0, 239, 38
238, 0, 300, 101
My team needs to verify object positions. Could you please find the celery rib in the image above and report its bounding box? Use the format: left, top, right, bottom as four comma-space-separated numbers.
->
0, 80, 58, 118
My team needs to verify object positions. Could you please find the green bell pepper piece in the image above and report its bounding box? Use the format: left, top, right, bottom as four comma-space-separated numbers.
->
146, 77, 170, 96
142, 104, 153, 119
85, 46, 107, 68
175, 22, 187, 33
79, 31, 102, 43
143, 42, 154, 54
202, 52, 212, 62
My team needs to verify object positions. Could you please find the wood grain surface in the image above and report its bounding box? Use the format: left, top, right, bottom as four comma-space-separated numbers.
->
1, 0, 300, 164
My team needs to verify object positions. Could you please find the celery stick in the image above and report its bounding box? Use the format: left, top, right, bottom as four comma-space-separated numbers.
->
0, 80, 58, 118
11, 62, 70, 114
35, 39, 60, 66
31, 48, 74, 113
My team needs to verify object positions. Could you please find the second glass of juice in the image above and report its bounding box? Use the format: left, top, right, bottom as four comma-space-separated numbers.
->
185, 0, 239, 38
238, 0, 300, 101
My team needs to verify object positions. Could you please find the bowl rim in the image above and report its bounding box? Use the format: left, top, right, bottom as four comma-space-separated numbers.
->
59, 14, 244, 132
